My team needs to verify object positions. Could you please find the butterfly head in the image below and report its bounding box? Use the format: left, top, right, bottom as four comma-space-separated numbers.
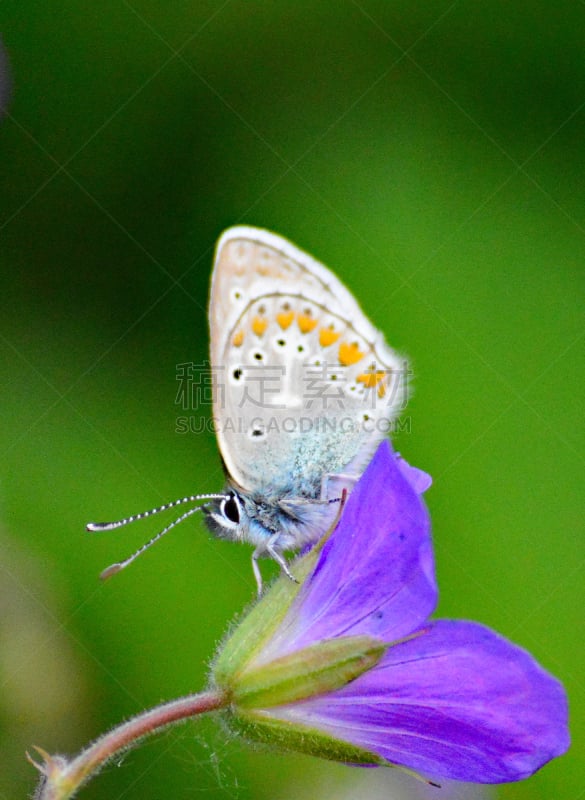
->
202, 486, 292, 549
203, 489, 249, 542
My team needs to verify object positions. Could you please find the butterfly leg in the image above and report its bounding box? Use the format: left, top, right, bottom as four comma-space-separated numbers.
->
321, 472, 358, 501
251, 547, 264, 597
266, 535, 299, 586
252, 535, 298, 596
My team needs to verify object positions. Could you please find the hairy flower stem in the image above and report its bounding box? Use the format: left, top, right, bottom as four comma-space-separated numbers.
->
31, 689, 229, 800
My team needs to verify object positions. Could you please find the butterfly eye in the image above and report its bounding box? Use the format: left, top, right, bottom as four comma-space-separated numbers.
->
221, 493, 241, 525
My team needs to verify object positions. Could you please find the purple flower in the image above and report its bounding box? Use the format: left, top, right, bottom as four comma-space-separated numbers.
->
214, 442, 569, 784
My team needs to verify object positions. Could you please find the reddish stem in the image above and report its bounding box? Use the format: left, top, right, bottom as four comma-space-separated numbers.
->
32, 689, 229, 800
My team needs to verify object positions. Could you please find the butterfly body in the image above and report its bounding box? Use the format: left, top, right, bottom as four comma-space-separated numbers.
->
204, 482, 335, 551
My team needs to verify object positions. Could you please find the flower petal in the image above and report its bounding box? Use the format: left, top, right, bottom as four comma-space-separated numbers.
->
261, 441, 437, 661
396, 455, 432, 495
267, 620, 569, 783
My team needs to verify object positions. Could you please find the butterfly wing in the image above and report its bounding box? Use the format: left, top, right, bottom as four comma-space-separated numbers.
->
208, 227, 407, 498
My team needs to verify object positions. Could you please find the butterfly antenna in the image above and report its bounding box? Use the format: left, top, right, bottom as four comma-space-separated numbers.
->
87, 493, 227, 532
98, 500, 228, 580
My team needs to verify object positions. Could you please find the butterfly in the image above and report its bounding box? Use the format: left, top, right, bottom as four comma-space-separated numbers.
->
88, 227, 408, 593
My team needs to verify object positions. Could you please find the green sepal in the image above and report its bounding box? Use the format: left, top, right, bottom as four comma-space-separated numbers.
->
224, 708, 389, 766
233, 635, 387, 708
212, 536, 325, 687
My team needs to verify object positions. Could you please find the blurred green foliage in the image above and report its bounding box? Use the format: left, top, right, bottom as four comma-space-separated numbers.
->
0, 3, 583, 798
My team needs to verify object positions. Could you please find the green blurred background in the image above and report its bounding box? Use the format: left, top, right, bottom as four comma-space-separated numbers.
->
0, 3, 583, 798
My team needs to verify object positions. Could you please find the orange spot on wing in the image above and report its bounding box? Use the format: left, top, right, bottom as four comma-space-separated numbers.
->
319, 328, 341, 347
252, 317, 268, 336
232, 330, 244, 347
277, 311, 295, 330
339, 342, 365, 365
356, 370, 385, 388
357, 369, 388, 396
297, 313, 318, 333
